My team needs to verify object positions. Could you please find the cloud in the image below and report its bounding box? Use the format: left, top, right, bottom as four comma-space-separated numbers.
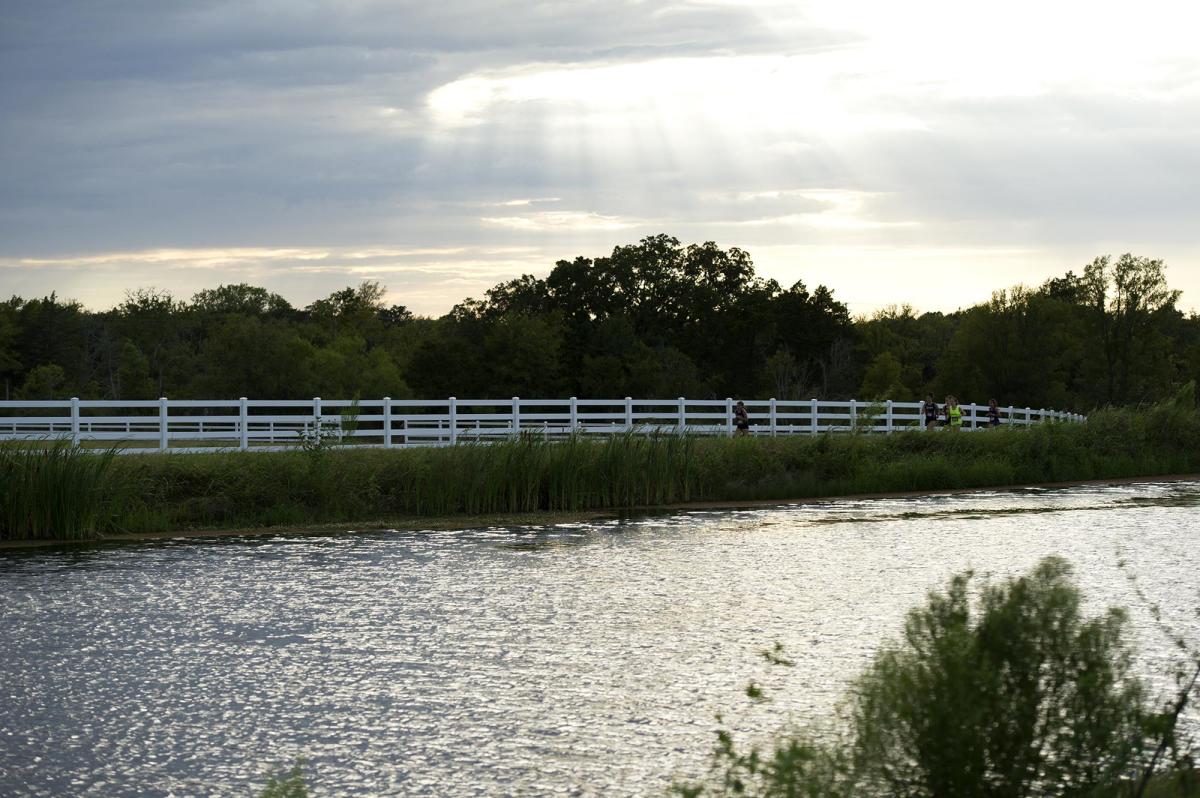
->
1, 0, 1198, 314
481, 211, 636, 231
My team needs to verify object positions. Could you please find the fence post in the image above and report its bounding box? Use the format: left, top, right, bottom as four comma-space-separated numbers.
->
70, 397, 80, 446
512, 396, 521, 435
625, 397, 634, 431
448, 397, 458, 445
810, 398, 818, 435
724, 397, 733, 437
159, 397, 169, 451
383, 397, 393, 448
1025, 407, 1031, 426
769, 398, 778, 437
312, 397, 322, 440
569, 396, 578, 433
886, 399, 894, 433
239, 397, 249, 451
849, 399, 857, 431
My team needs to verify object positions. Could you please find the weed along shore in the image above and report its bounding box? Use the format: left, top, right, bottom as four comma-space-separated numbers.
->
2, 399, 1199, 545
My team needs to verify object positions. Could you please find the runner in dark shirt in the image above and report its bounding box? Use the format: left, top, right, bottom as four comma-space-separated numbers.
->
922, 395, 939, 430
987, 398, 1002, 427
734, 400, 750, 436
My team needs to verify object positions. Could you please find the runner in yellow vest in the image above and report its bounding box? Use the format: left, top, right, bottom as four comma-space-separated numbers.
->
948, 396, 963, 429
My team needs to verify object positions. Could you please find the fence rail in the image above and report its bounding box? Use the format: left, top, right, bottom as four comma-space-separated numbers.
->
0, 397, 1086, 454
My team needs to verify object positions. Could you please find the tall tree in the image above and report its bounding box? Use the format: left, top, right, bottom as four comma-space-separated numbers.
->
1080, 254, 1181, 405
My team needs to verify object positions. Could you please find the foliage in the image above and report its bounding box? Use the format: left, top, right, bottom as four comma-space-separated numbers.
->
2, 239, 1195, 408
676, 559, 1197, 798
16, 363, 67, 399
0, 441, 122, 541
852, 558, 1146, 796
258, 759, 308, 798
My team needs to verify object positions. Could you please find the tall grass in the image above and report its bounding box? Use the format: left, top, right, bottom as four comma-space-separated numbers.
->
5, 395, 1199, 541
0, 441, 121, 541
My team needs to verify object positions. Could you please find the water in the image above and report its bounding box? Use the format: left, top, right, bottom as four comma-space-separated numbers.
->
2, 481, 1198, 796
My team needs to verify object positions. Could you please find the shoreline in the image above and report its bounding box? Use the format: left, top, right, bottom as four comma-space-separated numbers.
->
4, 472, 1197, 552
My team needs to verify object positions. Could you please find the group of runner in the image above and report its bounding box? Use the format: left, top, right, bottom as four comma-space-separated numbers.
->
922, 395, 1002, 429
731, 397, 1002, 434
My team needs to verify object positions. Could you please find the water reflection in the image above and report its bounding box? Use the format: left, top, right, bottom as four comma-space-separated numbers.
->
1, 481, 1198, 796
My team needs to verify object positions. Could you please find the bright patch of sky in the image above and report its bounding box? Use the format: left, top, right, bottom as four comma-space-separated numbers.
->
1, 0, 1197, 314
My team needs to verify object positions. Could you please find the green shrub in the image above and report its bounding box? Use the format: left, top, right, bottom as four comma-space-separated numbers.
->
676, 558, 1192, 798
852, 558, 1146, 796
259, 759, 308, 798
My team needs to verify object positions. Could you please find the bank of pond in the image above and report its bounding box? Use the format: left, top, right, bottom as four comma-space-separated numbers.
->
2, 397, 1199, 543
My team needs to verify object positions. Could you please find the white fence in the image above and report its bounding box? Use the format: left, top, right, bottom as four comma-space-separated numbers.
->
0, 397, 1085, 454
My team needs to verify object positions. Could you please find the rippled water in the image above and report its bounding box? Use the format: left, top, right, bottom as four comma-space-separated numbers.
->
2, 481, 1199, 797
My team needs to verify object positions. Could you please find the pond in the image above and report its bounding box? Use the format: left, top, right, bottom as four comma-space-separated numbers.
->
2, 480, 1198, 796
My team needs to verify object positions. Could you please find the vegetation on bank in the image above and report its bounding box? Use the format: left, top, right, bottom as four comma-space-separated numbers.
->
0, 442, 119, 541
2, 392, 1198, 543
673, 557, 1200, 797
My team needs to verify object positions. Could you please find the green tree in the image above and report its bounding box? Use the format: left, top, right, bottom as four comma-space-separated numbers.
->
11, 293, 90, 395
934, 287, 1082, 409
308, 334, 410, 398
191, 284, 293, 317
762, 348, 807, 400
115, 340, 156, 400
404, 320, 485, 397
305, 281, 389, 343
194, 317, 317, 398
16, 364, 67, 399
1081, 254, 1181, 405
859, 351, 907, 400
481, 314, 566, 396
856, 305, 955, 401
115, 288, 192, 396
0, 299, 22, 400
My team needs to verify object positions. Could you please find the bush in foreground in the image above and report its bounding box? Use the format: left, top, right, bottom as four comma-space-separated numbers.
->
675, 558, 1197, 797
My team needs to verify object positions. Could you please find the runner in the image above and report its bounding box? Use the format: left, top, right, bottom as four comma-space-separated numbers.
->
734, 400, 750, 436
922, 394, 940, 430
948, 396, 963, 430
987, 398, 1002, 427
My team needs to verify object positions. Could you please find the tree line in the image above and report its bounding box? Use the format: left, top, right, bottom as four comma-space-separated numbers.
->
2, 234, 1196, 410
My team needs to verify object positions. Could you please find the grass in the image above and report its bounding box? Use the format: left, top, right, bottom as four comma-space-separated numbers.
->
3, 395, 1199, 542
0, 440, 124, 541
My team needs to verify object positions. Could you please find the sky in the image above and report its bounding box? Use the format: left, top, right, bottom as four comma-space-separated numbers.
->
1, 0, 1198, 317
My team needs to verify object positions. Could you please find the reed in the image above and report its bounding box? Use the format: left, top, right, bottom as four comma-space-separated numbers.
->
0, 441, 121, 541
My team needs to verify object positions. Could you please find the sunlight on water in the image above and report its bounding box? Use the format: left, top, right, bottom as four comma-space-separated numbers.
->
1, 481, 1198, 796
